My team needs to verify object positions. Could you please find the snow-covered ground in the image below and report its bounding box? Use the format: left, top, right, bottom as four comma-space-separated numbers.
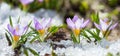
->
0, 2, 120, 56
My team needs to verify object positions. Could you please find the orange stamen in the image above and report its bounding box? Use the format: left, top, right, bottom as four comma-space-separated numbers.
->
13, 35, 19, 42
73, 29, 80, 37
38, 29, 45, 35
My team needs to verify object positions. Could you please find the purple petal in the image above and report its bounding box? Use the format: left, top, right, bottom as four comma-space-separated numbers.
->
7, 24, 14, 34
46, 18, 52, 28
66, 18, 75, 29
100, 19, 108, 31
103, 18, 109, 22
75, 19, 81, 29
94, 23, 101, 30
21, 25, 28, 35
13, 30, 18, 36
81, 19, 90, 28
72, 15, 79, 23
41, 18, 50, 28
34, 18, 43, 30
109, 23, 118, 30
20, 0, 34, 5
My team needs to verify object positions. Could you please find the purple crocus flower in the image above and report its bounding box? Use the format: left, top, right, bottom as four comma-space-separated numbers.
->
7, 24, 28, 42
20, 0, 34, 5
34, 18, 52, 35
66, 15, 90, 37
94, 18, 118, 32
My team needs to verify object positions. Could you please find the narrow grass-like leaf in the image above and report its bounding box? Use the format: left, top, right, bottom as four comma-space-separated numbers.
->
24, 48, 29, 56
17, 16, 20, 24
9, 16, 13, 27
81, 30, 91, 41
71, 33, 77, 43
30, 35, 39, 43
5, 29, 13, 41
86, 29, 101, 41
27, 48, 38, 56
5, 33, 12, 46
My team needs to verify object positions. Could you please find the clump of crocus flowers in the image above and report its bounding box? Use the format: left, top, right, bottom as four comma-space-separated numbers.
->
5, 15, 118, 56
94, 18, 118, 39
66, 15, 90, 43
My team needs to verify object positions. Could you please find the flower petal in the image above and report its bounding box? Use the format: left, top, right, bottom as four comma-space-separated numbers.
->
13, 30, 18, 36
100, 19, 108, 31
94, 23, 101, 30
72, 15, 79, 23
75, 19, 81, 29
66, 18, 75, 29
7, 24, 14, 34
20, 25, 28, 35
41, 18, 51, 28
34, 18, 43, 30
20, 0, 34, 5
103, 18, 109, 22
109, 23, 118, 30
81, 19, 90, 28
46, 18, 52, 28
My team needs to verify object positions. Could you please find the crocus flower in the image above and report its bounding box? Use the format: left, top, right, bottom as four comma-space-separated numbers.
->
20, 0, 34, 5
94, 18, 118, 33
7, 24, 28, 42
66, 15, 89, 37
34, 18, 52, 36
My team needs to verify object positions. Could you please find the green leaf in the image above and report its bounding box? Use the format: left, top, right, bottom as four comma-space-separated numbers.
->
90, 12, 99, 24
9, 16, 13, 27
30, 35, 39, 43
71, 33, 77, 43
24, 48, 29, 56
30, 27, 39, 34
106, 52, 113, 56
81, 30, 91, 41
27, 48, 38, 56
49, 26, 59, 34
24, 21, 32, 35
85, 29, 101, 41
17, 16, 20, 24
5, 29, 13, 41
5, 33, 12, 46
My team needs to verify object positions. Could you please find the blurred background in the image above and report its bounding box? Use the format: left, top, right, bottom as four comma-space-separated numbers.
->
1, 0, 120, 19
0, 0, 120, 40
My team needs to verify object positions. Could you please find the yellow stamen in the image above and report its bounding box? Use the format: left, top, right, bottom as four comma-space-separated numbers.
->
73, 29, 80, 37
38, 29, 45, 35
13, 35, 19, 42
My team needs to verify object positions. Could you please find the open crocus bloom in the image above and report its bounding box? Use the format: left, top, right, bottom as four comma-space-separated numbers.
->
34, 18, 52, 36
20, 0, 34, 5
94, 18, 118, 33
7, 24, 28, 42
66, 15, 89, 37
